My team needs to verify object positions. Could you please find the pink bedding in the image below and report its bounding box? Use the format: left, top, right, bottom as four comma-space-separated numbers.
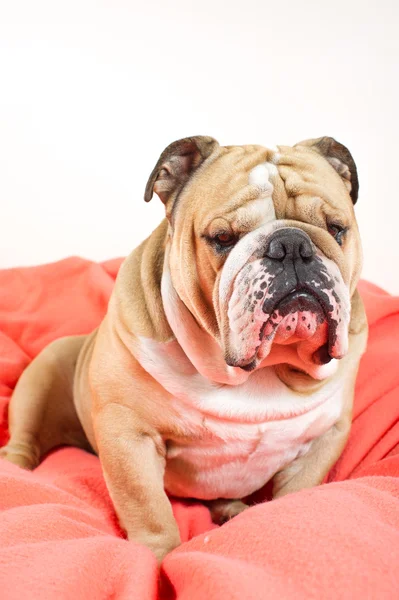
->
1, 257, 399, 599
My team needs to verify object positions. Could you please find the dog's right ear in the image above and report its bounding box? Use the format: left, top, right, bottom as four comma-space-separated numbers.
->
144, 136, 219, 212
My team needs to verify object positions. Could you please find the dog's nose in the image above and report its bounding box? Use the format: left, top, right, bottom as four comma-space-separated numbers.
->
265, 229, 314, 261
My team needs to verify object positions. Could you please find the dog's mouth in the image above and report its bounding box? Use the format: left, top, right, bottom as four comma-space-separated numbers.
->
238, 289, 330, 371
273, 288, 325, 318
226, 275, 349, 374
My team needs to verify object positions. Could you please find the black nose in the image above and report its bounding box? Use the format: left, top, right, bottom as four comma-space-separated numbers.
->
265, 229, 314, 261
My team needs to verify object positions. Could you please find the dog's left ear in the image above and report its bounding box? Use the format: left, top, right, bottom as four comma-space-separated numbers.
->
295, 136, 359, 204
144, 136, 219, 210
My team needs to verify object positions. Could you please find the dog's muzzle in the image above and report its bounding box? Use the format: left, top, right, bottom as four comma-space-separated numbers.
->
223, 227, 350, 372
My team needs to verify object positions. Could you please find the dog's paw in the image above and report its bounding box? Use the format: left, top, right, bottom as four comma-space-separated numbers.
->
131, 528, 181, 564
207, 499, 248, 525
0, 443, 39, 469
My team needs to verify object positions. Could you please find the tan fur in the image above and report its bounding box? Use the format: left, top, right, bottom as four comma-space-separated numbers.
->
2, 137, 368, 564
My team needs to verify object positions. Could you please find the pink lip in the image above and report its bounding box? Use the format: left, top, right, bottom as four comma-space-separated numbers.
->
233, 289, 337, 370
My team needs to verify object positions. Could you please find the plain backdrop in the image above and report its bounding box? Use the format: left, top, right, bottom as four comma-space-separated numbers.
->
1, 0, 398, 292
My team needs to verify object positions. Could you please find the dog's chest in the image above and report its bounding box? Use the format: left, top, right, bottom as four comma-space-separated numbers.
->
136, 337, 343, 500
162, 374, 342, 500
164, 414, 313, 500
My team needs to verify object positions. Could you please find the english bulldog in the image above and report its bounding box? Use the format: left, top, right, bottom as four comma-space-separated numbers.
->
1, 135, 368, 562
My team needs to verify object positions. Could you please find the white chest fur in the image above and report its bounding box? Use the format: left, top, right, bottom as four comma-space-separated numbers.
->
136, 336, 344, 500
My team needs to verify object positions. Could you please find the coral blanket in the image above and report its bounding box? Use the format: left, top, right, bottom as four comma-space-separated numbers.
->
1, 257, 399, 599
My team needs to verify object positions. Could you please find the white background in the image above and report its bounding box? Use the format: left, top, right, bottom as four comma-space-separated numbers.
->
1, 0, 398, 292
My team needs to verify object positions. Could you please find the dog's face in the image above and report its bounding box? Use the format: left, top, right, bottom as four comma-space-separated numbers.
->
145, 136, 362, 376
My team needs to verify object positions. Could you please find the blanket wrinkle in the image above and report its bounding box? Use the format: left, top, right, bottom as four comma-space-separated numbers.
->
1, 258, 399, 599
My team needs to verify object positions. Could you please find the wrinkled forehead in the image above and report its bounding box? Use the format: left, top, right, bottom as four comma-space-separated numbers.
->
172, 142, 352, 226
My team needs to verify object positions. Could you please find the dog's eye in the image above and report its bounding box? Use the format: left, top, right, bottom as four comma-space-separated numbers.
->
327, 224, 347, 246
213, 232, 238, 248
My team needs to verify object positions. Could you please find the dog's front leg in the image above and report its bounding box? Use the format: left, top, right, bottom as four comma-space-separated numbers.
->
271, 415, 351, 499
94, 403, 181, 563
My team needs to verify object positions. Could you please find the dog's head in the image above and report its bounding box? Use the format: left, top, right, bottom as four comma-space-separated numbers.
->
145, 136, 361, 378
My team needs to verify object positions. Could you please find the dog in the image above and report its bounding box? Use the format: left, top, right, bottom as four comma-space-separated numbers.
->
1, 135, 368, 562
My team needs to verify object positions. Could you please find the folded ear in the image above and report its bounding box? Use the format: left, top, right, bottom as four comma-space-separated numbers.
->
144, 136, 219, 210
295, 136, 359, 204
